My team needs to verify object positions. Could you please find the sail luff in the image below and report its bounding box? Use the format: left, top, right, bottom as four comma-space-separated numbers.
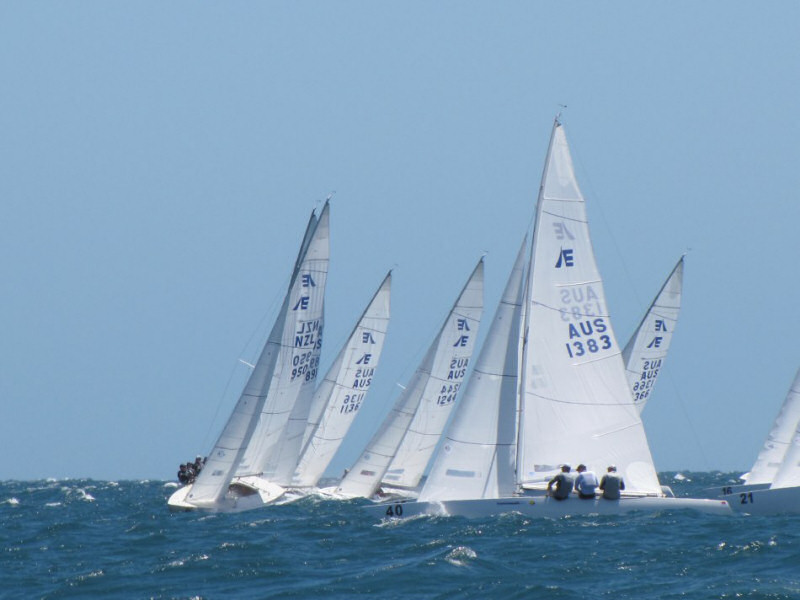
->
514, 118, 559, 488
621, 256, 684, 414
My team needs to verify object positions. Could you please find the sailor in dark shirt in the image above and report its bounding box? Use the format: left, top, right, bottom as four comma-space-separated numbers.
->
547, 464, 575, 500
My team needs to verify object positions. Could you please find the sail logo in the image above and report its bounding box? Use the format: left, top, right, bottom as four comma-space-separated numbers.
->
356, 353, 372, 365
457, 319, 470, 331
362, 332, 376, 344
646, 337, 663, 349
301, 274, 316, 287
555, 248, 574, 268
655, 319, 668, 332
453, 335, 470, 347
553, 222, 575, 240
293, 297, 310, 311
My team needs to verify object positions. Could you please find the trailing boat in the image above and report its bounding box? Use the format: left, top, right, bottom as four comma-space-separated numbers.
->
622, 256, 684, 414
365, 118, 731, 520
335, 259, 484, 499
721, 366, 800, 514
168, 204, 330, 512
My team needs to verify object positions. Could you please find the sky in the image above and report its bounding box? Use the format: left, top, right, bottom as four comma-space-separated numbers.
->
2, 2, 799, 481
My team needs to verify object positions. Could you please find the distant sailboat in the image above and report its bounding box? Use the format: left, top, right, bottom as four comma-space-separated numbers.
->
335, 259, 484, 499
366, 119, 730, 519
622, 256, 684, 414
721, 367, 800, 514
168, 203, 330, 512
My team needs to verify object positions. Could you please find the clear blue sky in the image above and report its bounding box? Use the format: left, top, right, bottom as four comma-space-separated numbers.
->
2, 2, 798, 480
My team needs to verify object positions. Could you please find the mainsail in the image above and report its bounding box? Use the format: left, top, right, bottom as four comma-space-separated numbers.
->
622, 257, 684, 413
186, 206, 326, 507
516, 120, 662, 495
290, 272, 392, 488
336, 259, 484, 498
419, 237, 527, 502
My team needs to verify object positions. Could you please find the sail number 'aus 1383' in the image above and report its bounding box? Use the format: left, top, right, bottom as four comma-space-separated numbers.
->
564, 318, 612, 358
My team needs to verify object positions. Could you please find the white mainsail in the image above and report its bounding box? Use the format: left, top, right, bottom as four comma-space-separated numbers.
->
234, 203, 330, 479
745, 366, 800, 485
185, 207, 323, 507
290, 272, 392, 488
622, 256, 684, 413
419, 237, 527, 502
771, 425, 800, 489
517, 120, 662, 495
336, 259, 484, 498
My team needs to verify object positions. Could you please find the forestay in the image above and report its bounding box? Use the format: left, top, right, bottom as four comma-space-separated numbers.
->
336, 259, 484, 498
290, 272, 392, 488
419, 237, 527, 502
622, 256, 684, 413
517, 121, 661, 495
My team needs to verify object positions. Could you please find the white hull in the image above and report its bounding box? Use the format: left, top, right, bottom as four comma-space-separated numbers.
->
726, 485, 800, 515
167, 476, 286, 513
365, 495, 732, 519
715, 482, 770, 497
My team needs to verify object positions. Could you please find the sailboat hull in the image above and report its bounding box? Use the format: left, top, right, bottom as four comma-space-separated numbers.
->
364, 495, 732, 520
725, 485, 800, 515
167, 476, 286, 513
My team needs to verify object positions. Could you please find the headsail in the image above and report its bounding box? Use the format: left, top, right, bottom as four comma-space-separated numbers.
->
186, 207, 322, 507
290, 272, 392, 488
517, 120, 661, 495
622, 256, 684, 413
746, 366, 800, 485
419, 237, 527, 502
336, 259, 484, 498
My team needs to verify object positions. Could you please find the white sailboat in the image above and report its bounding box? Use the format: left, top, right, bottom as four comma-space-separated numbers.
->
335, 259, 484, 499
288, 272, 392, 490
721, 367, 800, 514
168, 203, 330, 512
622, 256, 684, 414
366, 119, 730, 519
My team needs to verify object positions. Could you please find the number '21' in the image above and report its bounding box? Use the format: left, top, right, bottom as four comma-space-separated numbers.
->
740, 492, 754, 505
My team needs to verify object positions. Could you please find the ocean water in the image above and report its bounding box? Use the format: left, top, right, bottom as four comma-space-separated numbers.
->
2, 472, 799, 600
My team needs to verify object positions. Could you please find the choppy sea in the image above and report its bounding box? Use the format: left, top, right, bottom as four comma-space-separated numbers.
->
2, 472, 799, 599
